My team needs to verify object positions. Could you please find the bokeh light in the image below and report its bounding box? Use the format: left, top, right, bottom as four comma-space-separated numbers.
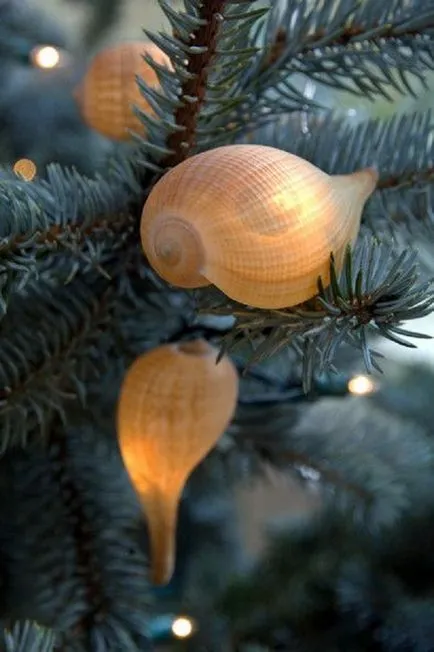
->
31, 45, 61, 69
13, 159, 37, 181
171, 616, 195, 639
347, 374, 376, 396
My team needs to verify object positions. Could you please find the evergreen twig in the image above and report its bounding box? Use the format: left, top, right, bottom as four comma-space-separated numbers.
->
2, 622, 55, 652
249, 0, 434, 102
199, 240, 434, 390
3, 0, 434, 648
137, 0, 263, 168
163, 0, 228, 167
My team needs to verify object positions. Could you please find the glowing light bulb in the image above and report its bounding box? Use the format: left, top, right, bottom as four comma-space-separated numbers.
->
13, 159, 37, 181
171, 616, 195, 639
31, 46, 61, 69
348, 375, 376, 396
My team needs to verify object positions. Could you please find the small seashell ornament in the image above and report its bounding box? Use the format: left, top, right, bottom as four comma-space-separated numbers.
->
117, 339, 239, 585
141, 144, 378, 309
76, 41, 171, 141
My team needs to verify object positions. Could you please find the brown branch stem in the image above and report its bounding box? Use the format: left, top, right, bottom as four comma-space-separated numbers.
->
262, 18, 434, 74
305, 22, 434, 49
377, 167, 434, 191
0, 285, 114, 407
49, 426, 108, 645
0, 214, 133, 258
163, 0, 228, 168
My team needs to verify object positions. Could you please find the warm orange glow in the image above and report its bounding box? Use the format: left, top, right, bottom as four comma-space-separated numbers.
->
13, 159, 37, 181
77, 41, 172, 141
348, 374, 376, 396
117, 340, 239, 586
140, 145, 378, 310
31, 45, 61, 69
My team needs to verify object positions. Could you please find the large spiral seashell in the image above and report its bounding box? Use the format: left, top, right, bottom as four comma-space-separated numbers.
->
140, 144, 378, 309
76, 41, 171, 141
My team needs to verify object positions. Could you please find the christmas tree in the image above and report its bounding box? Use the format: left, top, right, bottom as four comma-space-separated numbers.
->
2, 0, 434, 650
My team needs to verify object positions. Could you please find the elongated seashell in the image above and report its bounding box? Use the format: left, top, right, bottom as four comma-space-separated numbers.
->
76, 41, 171, 141
141, 145, 378, 309
117, 339, 239, 585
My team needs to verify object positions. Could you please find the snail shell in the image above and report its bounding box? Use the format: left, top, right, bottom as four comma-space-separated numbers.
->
117, 339, 239, 585
141, 145, 378, 309
76, 41, 171, 141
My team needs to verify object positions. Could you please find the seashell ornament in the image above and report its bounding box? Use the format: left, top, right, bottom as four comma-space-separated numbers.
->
76, 41, 171, 141
141, 144, 378, 309
117, 339, 239, 585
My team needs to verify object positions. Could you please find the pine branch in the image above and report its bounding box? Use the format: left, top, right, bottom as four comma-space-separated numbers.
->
162, 0, 231, 166
198, 240, 434, 390
219, 402, 352, 488
0, 271, 115, 448
0, 155, 143, 321
187, 362, 356, 489
0, 236, 197, 452
49, 425, 150, 650
137, 0, 264, 170
249, 0, 434, 104
0, 446, 86, 638
51, 431, 108, 646
260, 446, 371, 502
217, 499, 434, 651
2, 622, 55, 652
0, 428, 150, 648
223, 389, 434, 531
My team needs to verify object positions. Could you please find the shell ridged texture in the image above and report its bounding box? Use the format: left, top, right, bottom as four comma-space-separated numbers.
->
141, 145, 378, 309
117, 339, 239, 584
77, 41, 170, 141
118, 340, 238, 493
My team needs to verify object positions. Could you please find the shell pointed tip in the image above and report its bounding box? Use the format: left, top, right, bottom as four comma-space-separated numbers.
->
151, 566, 172, 586
364, 165, 379, 186
351, 166, 379, 199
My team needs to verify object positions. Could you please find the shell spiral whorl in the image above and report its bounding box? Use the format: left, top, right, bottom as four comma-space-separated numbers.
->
149, 215, 208, 289
141, 145, 378, 309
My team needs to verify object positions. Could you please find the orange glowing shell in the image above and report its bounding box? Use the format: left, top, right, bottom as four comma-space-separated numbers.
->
140, 144, 378, 309
117, 339, 239, 585
76, 41, 171, 141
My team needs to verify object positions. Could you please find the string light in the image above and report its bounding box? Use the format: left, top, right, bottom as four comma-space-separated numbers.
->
31, 45, 61, 69
347, 375, 376, 396
13, 159, 37, 181
171, 616, 195, 639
